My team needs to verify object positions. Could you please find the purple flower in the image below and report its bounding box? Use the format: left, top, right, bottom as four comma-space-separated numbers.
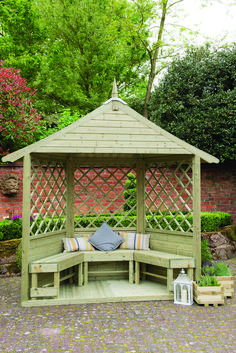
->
12, 215, 21, 220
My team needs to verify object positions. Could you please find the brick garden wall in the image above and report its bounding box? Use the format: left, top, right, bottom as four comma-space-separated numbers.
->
0, 162, 235, 223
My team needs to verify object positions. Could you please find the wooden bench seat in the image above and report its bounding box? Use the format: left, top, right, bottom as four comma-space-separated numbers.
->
134, 250, 195, 293
29, 252, 84, 299
83, 250, 134, 285
29, 249, 195, 300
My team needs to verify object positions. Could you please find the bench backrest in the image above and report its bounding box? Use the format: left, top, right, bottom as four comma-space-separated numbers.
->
28, 228, 193, 263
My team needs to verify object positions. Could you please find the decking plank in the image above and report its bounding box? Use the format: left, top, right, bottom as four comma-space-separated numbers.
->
22, 280, 173, 307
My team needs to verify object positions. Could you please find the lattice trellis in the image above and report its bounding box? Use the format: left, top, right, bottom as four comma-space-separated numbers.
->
145, 161, 193, 232
74, 166, 137, 229
30, 159, 66, 235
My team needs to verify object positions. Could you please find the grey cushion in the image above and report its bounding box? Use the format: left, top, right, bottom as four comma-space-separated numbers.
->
88, 222, 125, 252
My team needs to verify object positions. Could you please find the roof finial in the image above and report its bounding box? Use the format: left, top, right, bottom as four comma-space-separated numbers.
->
112, 78, 118, 98
112, 78, 119, 111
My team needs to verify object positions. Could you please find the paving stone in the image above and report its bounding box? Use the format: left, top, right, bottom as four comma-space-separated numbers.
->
0, 259, 236, 352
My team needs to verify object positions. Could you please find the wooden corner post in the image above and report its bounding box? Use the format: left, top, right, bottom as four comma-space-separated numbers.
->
136, 159, 145, 234
192, 155, 201, 279
66, 158, 74, 237
21, 153, 31, 304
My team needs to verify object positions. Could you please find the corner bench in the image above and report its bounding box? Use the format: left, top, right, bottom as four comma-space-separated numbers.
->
29, 249, 195, 300
134, 250, 195, 293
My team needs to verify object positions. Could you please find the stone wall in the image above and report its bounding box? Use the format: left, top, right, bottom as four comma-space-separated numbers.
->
0, 161, 235, 223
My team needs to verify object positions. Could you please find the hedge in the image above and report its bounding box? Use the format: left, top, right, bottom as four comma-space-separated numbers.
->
0, 212, 232, 241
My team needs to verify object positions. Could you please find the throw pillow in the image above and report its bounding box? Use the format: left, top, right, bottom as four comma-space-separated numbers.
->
62, 235, 94, 253
88, 222, 124, 252
119, 232, 150, 250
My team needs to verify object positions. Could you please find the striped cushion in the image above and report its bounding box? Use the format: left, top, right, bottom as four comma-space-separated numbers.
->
119, 232, 150, 250
62, 236, 95, 253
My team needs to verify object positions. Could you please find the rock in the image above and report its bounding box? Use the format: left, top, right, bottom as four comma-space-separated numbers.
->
201, 225, 236, 260
0, 265, 8, 274
212, 244, 236, 261
0, 239, 21, 276
207, 232, 229, 248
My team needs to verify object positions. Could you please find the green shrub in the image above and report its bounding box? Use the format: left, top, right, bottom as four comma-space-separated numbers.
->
201, 240, 212, 264
0, 218, 22, 241
201, 212, 232, 232
214, 261, 232, 276
0, 211, 232, 240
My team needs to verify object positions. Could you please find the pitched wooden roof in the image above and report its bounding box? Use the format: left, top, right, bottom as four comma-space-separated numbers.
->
2, 81, 219, 164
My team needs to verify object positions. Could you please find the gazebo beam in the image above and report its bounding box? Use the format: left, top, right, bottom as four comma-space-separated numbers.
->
21, 154, 31, 303
192, 155, 201, 279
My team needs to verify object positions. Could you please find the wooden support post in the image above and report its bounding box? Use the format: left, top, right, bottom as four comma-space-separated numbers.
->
167, 268, 173, 293
78, 263, 83, 287
31, 274, 38, 300
141, 263, 146, 281
136, 159, 145, 234
21, 154, 31, 304
84, 262, 88, 286
66, 158, 74, 237
54, 272, 60, 298
192, 155, 201, 279
187, 268, 194, 281
135, 261, 140, 284
129, 260, 134, 284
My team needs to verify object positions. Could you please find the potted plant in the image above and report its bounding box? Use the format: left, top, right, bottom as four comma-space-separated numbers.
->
200, 240, 234, 299
193, 274, 224, 307
214, 261, 234, 298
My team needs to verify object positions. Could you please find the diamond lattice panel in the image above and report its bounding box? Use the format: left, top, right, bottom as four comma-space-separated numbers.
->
145, 161, 193, 232
30, 159, 66, 235
74, 166, 136, 229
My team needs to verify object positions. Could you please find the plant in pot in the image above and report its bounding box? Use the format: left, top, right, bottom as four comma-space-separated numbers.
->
193, 273, 224, 307
214, 261, 234, 298
193, 240, 233, 306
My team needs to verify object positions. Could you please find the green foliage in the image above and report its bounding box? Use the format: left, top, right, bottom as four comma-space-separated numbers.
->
150, 44, 236, 162
0, 0, 46, 87
34, 0, 148, 115
15, 240, 22, 271
0, 219, 22, 241
214, 261, 232, 276
196, 275, 220, 287
201, 212, 232, 232
201, 240, 212, 264
123, 173, 137, 213
0, 211, 232, 240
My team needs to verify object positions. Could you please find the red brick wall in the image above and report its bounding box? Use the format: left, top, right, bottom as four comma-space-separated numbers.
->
0, 163, 23, 220
0, 162, 235, 223
201, 163, 236, 223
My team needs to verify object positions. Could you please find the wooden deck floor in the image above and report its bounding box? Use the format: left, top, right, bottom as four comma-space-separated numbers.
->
22, 280, 174, 307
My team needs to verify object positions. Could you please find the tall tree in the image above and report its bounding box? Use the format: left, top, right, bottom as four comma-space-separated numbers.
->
124, 0, 187, 118
35, 0, 148, 115
0, 0, 46, 86
149, 45, 236, 163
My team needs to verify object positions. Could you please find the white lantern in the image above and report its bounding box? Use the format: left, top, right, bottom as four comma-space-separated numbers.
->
173, 269, 193, 305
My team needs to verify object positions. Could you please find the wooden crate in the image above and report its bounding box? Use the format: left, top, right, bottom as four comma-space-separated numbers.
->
216, 276, 234, 298
193, 282, 224, 307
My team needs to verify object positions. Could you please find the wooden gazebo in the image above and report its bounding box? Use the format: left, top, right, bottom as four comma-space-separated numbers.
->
2, 80, 219, 307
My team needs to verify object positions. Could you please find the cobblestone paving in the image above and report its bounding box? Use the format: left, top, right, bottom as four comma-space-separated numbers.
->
0, 258, 235, 353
